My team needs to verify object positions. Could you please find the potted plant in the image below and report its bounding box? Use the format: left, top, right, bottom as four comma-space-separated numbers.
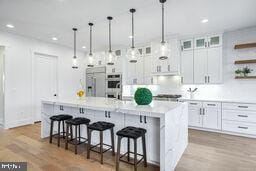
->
242, 66, 253, 77
235, 69, 243, 76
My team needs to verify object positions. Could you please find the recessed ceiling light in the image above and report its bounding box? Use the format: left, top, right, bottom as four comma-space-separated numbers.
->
201, 19, 209, 23
6, 24, 14, 28
52, 37, 58, 41
82, 46, 86, 49
128, 35, 133, 39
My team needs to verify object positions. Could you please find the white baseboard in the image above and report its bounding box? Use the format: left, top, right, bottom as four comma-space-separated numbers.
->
5, 118, 33, 129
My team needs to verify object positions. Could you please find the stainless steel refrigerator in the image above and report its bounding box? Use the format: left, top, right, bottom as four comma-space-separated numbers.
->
86, 67, 106, 97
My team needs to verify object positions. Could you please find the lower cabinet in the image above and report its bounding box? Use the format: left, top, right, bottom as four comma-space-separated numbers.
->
222, 102, 256, 136
186, 101, 221, 130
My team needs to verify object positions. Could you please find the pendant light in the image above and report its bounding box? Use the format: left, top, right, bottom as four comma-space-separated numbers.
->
126, 8, 140, 63
156, 0, 170, 60
72, 28, 78, 69
87, 22, 94, 67
106, 16, 116, 65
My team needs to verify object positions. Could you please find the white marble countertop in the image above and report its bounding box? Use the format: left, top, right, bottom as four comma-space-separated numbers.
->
42, 97, 182, 116
179, 97, 256, 104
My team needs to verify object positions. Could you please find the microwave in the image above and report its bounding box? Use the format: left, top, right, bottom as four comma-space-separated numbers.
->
106, 74, 121, 89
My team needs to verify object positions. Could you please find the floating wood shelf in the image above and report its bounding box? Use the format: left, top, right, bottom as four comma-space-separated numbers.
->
235, 76, 256, 79
234, 59, 256, 64
234, 43, 256, 49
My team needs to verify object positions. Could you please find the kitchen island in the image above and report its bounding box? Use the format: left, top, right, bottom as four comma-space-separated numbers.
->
41, 97, 188, 171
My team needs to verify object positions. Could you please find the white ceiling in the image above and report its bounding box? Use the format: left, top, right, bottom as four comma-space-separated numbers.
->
0, 0, 256, 52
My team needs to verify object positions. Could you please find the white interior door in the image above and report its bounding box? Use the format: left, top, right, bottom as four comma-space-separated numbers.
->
34, 53, 57, 122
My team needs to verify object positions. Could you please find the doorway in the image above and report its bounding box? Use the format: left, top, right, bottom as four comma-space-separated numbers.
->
33, 52, 58, 122
0, 46, 4, 128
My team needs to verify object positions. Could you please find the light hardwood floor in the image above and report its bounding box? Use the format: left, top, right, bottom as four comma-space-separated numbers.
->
0, 124, 256, 171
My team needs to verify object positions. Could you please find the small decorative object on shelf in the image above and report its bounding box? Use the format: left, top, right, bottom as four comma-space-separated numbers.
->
134, 88, 153, 105
242, 66, 253, 77
235, 69, 243, 77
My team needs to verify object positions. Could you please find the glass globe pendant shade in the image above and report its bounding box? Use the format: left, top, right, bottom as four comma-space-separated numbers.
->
157, 42, 171, 60
87, 53, 94, 67
72, 57, 78, 69
127, 47, 140, 63
106, 50, 116, 65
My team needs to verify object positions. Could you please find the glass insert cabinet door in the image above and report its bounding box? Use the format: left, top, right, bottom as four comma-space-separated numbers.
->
194, 37, 207, 49
208, 35, 222, 47
181, 39, 193, 51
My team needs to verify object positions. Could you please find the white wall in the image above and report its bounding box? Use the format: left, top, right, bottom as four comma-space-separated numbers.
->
0, 31, 85, 129
123, 27, 256, 101
0, 47, 4, 126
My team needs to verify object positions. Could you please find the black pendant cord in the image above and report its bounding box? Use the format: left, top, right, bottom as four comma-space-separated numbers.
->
73, 28, 77, 58
131, 9, 135, 48
161, 3, 165, 44
89, 23, 93, 55
107, 16, 113, 52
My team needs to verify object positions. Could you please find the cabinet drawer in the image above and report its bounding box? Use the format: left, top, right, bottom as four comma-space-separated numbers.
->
222, 120, 256, 135
222, 103, 256, 111
203, 102, 220, 109
222, 110, 256, 123
187, 101, 201, 108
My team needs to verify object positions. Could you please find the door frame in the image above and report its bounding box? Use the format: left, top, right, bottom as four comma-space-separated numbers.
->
31, 51, 59, 123
0, 46, 5, 128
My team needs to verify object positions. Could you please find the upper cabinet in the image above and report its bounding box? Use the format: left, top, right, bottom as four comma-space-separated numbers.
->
180, 34, 223, 84
181, 39, 193, 51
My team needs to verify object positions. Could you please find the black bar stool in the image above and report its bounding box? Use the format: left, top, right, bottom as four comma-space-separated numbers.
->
49, 114, 73, 147
116, 126, 147, 171
87, 121, 115, 164
65, 117, 90, 154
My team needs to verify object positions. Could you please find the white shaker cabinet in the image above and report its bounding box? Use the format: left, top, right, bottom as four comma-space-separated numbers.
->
106, 49, 123, 74
185, 101, 221, 130
180, 49, 194, 84
181, 34, 222, 84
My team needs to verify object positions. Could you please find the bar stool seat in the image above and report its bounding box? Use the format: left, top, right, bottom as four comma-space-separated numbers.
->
116, 126, 147, 171
87, 121, 115, 164
66, 117, 90, 125
117, 126, 146, 139
49, 114, 73, 147
50, 114, 73, 121
87, 121, 115, 131
65, 117, 90, 154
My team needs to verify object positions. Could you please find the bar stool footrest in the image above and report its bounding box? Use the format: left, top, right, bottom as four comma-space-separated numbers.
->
119, 151, 144, 165
67, 137, 88, 145
90, 143, 113, 154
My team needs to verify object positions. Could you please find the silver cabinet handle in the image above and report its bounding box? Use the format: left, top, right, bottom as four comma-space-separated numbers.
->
199, 108, 202, 115
60, 106, 64, 111
238, 115, 248, 118
105, 111, 108, 118
168, 65, 170, 72
203, 108, 205, 115
159, 66, 161, 72
238, 126, 248, 129
208, 76, 210, 83
238, 106, 248, 108
108, 111, 111, 118
205, 76, 207, 83
140, 115, 143, 123
181, 77, 183, 84
207, 104, 216, 106
144, 116, 147, 124
190, 103, 198, 105
151, 77, 153, 84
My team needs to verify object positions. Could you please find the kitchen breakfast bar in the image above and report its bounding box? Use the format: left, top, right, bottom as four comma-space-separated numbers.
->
41, 97, 188, 171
